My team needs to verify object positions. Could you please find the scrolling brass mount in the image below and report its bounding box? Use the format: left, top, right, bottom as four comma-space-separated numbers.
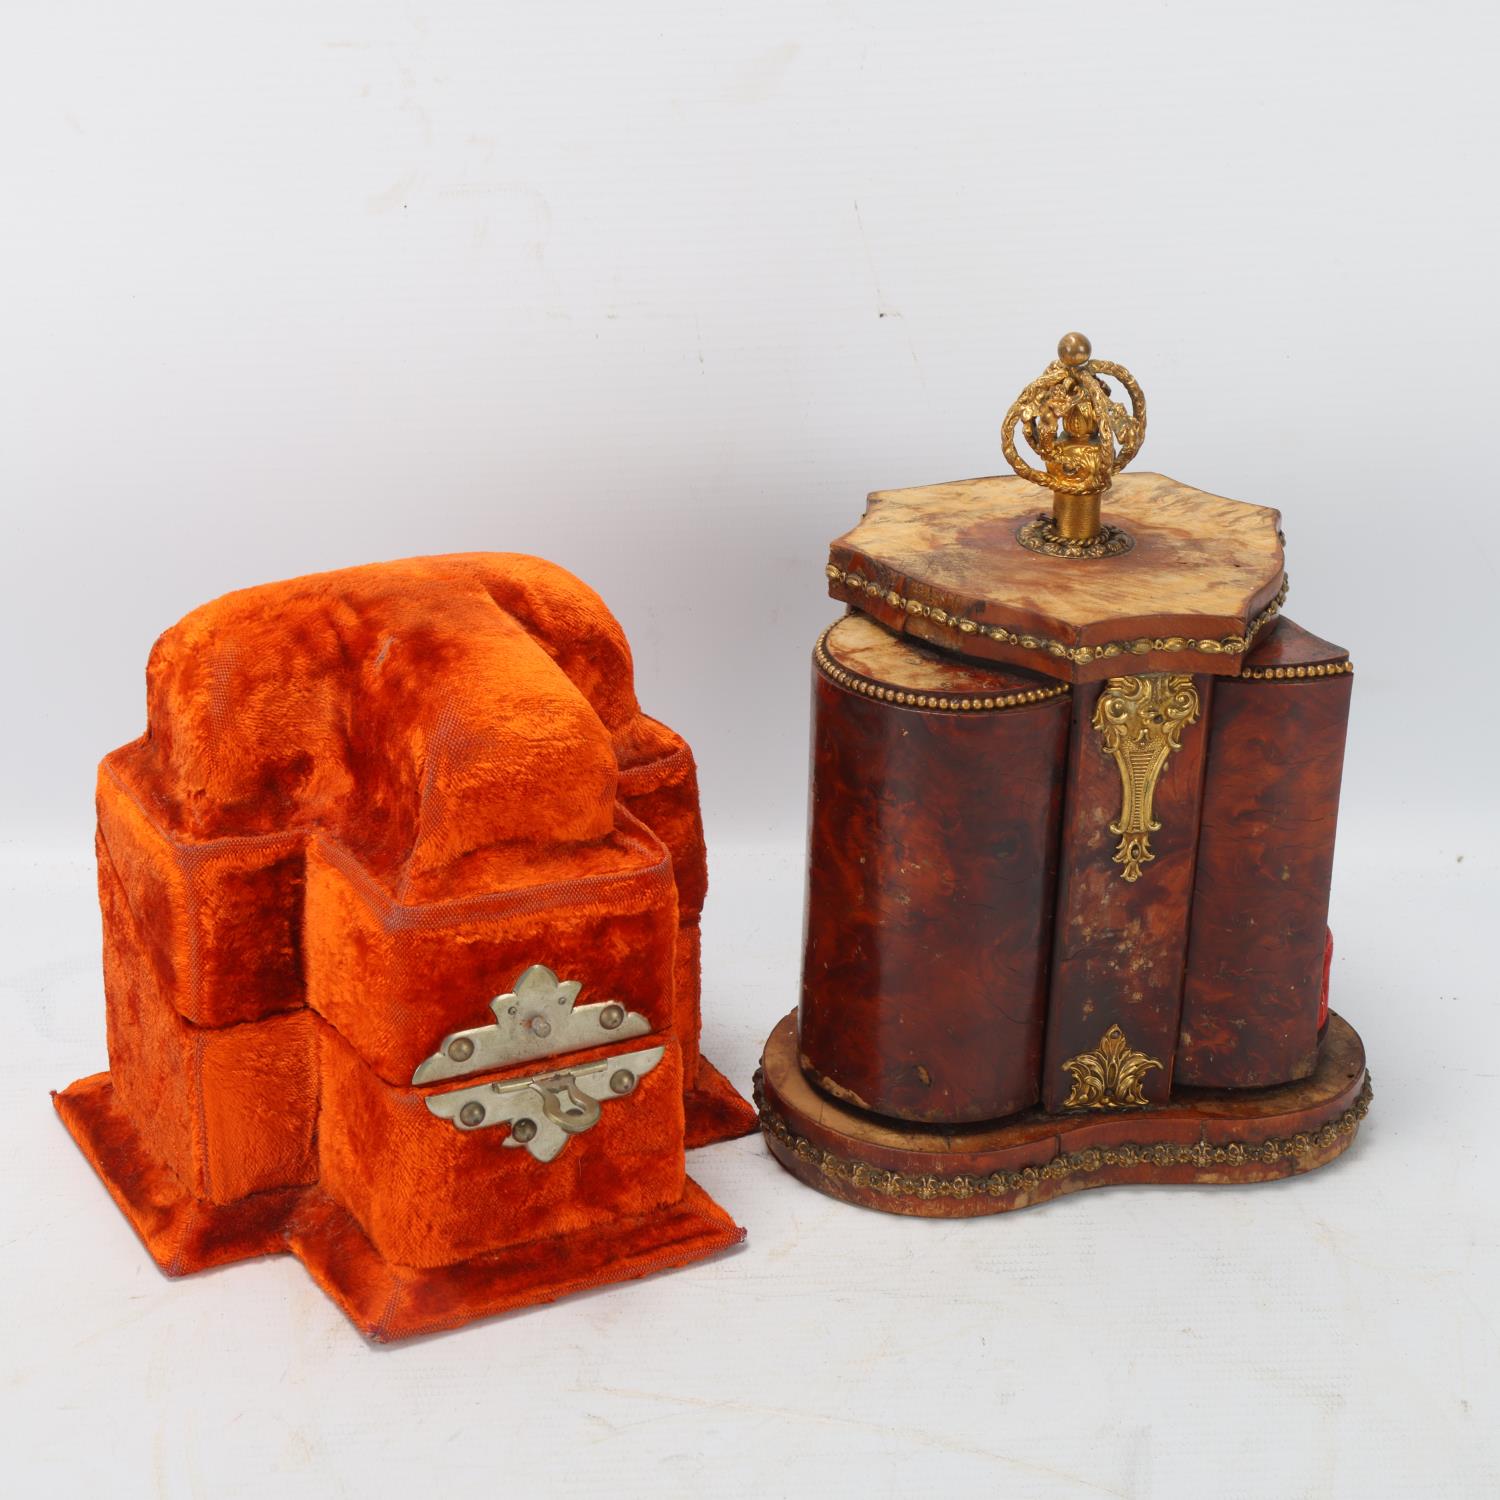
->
1094, 674, 1201, 882
1004, 332, 1147, 558
1060, 1024, 1164, 1110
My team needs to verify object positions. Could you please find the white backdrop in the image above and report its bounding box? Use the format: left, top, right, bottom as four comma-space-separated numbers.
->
3, 3, 1498, 1497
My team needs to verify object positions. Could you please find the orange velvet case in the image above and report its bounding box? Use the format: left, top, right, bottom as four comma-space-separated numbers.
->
54, 553, 755, 1340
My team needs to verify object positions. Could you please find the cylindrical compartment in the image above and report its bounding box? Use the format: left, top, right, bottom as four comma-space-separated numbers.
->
798, 613, 1071, 1124
1177, 620, 1353, 1087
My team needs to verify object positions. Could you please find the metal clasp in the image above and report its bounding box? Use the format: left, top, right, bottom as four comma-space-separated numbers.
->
536, 1075, 602, 1136
423, 1046, 665, 1163
411, 964, 651, 1085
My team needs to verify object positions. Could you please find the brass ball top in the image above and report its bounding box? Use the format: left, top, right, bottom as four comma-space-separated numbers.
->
1057, 331, 1092, 367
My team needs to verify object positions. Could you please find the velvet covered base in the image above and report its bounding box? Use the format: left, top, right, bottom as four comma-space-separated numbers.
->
55, 1071, 745, 1341
684, 1054, 758, 1149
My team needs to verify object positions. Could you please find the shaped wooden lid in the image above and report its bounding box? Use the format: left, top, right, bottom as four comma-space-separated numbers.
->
818, 610, 1069, 709
827, 471, 1287, 685
825, 334, 1288, 684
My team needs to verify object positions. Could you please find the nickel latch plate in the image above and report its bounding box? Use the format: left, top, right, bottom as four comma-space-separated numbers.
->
425, 1046, 667, 1162
412, 964, 651, 1084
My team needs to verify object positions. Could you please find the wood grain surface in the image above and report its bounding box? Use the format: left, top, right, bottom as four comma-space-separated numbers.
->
825, 610, 1048, 695
760, 1009, 1370, 1219
1177, 618, 1353, 1086
798, 625, 1069, 1123
1040, 674, 1214, 1110
828, 471, 1285, 683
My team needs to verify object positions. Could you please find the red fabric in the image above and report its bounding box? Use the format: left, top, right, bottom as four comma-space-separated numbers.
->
53, 1074, 744, 1340
57, 553, 753, 1335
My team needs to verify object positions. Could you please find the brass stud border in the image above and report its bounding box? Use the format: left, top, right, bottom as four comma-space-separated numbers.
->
814, 627, 1070, 713
1240, 660, 1354, 681
824, 567, 1290, 668
754, 1071, 1372, 1205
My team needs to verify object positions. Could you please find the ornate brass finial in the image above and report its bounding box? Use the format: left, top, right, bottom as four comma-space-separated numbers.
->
1005, 332, 1147, 558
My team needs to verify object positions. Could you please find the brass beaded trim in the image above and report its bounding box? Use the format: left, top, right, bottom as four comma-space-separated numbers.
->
1240, 660, 1354, 681
755, 1071, 1372, 1205
824, 566, 1290, 668
814, 627, 1070, 713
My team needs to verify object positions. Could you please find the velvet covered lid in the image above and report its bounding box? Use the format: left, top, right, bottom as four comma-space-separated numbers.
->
112, 552, 685, 896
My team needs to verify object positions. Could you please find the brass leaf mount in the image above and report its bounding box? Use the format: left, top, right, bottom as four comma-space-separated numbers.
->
1060, 1025, 1164, 1110
1004, 331, 1147, 554
1093, 673, 1201, 881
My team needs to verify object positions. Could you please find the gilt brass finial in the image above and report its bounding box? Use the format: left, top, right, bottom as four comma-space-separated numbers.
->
1005, 332, 1147, 558
1056, 330, 1092, 367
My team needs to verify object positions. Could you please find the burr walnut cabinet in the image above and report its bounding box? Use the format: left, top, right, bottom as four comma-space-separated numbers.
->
758, 334, 1368, 1216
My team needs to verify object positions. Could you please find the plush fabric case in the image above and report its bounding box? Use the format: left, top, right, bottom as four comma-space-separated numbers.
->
55, 553, 754, 1339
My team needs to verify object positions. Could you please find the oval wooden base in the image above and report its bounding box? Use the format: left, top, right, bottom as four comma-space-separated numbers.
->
757, 1011, 1370, 1218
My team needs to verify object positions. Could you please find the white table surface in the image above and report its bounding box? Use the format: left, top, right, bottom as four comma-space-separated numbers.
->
6, 0, 1498, 1490
3, 807, 1496, 1500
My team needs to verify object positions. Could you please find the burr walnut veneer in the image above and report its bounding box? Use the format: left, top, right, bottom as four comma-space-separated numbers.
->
760, 335, 1368, 1218
799, 615, 1069, 1124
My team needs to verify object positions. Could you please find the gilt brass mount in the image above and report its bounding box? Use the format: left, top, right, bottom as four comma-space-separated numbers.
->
1016, 513, 1134, 560
1004, 332, 1146, 552
1060, 1025, 1164, 1110
1094, 673, 1201, 882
